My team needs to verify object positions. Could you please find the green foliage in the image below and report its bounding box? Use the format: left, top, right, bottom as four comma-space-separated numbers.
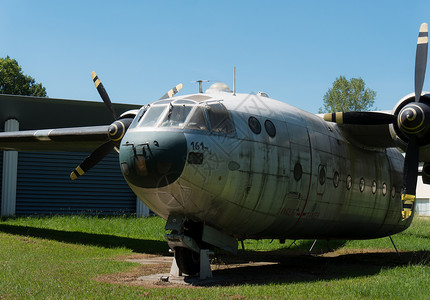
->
0, 56, 47, 97
319, 76, 376, 113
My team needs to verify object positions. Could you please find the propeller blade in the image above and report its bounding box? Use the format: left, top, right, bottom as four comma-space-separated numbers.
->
414, 23, 428, 102
91, 71, 117, 120
70, 140, 116, 180
159, 83, 183, 100
401, 137, 419, 219
323, 111, 396, 125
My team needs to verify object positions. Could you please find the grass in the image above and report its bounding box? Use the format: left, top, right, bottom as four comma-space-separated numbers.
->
0, 215, 430, 299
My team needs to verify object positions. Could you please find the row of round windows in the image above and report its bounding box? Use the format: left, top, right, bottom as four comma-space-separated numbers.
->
294, 162, 398, 197
248, 116, 276, 137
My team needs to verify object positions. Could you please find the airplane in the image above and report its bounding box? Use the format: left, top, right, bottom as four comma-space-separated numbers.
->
0, 23, 428, 278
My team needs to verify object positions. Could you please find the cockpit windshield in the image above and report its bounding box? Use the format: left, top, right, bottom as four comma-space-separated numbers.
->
160, 105, 193, 127
132, 99, 234, 135
139, 105, 167, 127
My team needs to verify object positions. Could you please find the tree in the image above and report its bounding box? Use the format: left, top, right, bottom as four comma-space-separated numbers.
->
319, 76, 376, 113
0, 56, 47, 97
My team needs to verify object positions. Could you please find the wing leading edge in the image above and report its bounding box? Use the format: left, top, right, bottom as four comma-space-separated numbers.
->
0, 125, 110, 152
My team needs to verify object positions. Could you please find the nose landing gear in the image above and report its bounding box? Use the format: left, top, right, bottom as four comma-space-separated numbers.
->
164, 215, 238, 278
170, 247, 213, 279
173, 247, 201, 276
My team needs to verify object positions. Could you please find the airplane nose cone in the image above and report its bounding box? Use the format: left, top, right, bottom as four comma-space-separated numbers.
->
119, 131, 187, 188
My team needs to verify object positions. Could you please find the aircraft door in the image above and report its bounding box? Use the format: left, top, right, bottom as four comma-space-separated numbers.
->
282, 123, 312, 227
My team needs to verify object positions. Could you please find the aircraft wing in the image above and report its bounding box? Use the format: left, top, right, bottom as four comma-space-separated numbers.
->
319, 111, 405, 150
337, 123, 404, 150
0, 125, 109, 152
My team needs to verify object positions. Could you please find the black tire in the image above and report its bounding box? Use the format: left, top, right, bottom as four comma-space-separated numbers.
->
174, 247, 200, 276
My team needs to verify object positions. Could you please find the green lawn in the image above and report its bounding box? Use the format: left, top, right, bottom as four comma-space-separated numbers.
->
1, 215, 430, 299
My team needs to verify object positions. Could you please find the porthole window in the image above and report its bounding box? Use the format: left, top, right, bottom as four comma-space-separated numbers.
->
264, 120, 276, 137
372, 180, 377, 194
248, 116, 261, 134
346, 175, 352, 190
294, 163, 302, 181
333, 171, 340, 188
382, 183, 387, 196
318, 166, 326, 185
359, 178, 365, 192
391, 185, 396, 198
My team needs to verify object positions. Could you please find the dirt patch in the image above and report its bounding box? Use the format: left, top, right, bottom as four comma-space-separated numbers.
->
94, 254, 172, 287
94, 249, 429, 288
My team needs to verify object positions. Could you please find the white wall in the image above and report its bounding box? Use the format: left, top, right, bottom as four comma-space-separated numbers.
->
416, 176, 430, 216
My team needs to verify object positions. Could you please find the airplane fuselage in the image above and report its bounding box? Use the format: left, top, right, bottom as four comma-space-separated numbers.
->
119, 90, 412, 242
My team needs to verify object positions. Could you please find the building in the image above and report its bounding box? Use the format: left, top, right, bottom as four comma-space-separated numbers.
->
416, 172, 430, 216
0, 94, 150, 217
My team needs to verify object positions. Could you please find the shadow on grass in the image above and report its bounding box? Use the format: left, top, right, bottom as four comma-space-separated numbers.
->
0, 224, 169, 255
3, 223, 429, 287
184, 249, 430, 286
281, 239, 348, 254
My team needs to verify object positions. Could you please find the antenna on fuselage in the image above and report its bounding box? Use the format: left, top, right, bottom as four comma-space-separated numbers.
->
233, 66, 236, 96
192, 80, 210, 93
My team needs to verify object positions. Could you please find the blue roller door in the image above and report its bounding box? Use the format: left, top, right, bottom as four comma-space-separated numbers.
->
16, 151, 136, 215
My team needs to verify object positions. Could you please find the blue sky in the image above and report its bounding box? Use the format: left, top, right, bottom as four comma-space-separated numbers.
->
1, 1, 430, 113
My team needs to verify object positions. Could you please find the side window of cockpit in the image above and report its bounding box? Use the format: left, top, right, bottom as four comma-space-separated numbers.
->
129, 108, 147, 129
207, 103, 234, 134
186, 107, 208, 131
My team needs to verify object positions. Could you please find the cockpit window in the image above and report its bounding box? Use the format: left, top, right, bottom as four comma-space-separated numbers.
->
160, 104, 193, 127
133, 100, 234, 134
129, 107, 147, 129
138, 105, 167, 127
207, 103, 234, 134
186, 107, 208, 131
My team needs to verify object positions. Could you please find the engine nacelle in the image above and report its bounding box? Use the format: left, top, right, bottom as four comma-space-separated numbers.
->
390, 92, 430, 146
119, 109, 140, 119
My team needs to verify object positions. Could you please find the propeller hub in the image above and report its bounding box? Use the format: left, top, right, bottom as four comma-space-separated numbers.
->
397, 103, 427, 135
108, 118, 133, 142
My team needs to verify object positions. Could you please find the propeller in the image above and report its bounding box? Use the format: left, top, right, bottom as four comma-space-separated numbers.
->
322, 23, 429, 220
70, 72, 184, 180
70, 140, 116, 180
159, 83, 183, 100
91, 71, 117, 121
400, 23, 429, 219
415, 23, 428, 102
70, 72, 131, 180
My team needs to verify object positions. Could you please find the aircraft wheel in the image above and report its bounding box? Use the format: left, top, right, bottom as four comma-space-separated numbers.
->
174, 247, 200, 276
